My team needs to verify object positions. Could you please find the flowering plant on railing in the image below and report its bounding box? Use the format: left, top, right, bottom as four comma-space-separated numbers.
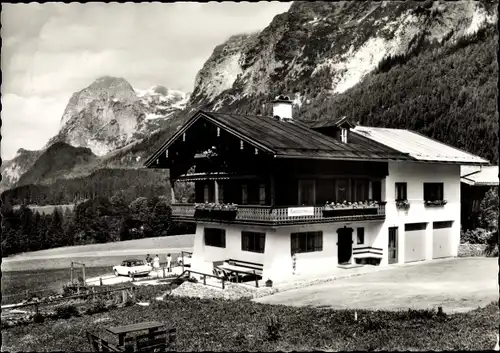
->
324, 200, 380, 209
396, 199, 410, 210
424, 200, 447, 207
194, 202, 238, 211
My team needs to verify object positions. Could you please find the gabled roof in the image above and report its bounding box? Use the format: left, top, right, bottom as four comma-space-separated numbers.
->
352, 126, 490, 165
460, 165, 499, 186
144, 110, 410, 167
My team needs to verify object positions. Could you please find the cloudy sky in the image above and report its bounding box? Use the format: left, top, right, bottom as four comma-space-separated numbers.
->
1, 2, 291, 160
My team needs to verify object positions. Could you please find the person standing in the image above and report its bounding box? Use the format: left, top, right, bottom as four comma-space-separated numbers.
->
166, 254, 172, 272
146, 254, 152, 266
153, 254, 160, 270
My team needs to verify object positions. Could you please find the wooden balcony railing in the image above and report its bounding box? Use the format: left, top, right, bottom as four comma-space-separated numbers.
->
170, 203, 386, 226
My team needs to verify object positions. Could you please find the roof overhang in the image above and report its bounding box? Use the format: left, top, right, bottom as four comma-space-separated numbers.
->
143, 110, 276, 168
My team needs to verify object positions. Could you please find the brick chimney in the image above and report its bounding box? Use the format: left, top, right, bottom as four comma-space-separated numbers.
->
272, 95, 293, 121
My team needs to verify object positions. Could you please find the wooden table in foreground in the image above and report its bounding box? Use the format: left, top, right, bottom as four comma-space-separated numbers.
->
105, 321, 164, 346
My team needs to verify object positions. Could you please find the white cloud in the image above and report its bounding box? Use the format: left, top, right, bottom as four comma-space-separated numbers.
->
1, 2, 291, 160
1, 94, 68, 160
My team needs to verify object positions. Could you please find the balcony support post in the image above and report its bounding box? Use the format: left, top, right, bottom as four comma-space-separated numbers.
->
168, 177, 176, 204
270, 175, 276, 207
368, 180, 373, 200
214, 180, 219, 204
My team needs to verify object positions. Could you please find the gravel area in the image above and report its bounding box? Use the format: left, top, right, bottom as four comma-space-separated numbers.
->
170, 281, 278, 300
458, 244, 487, 257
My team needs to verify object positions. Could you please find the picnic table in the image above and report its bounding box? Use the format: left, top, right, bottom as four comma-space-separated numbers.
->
105, 321, 164, 346
217, 263, 262, 283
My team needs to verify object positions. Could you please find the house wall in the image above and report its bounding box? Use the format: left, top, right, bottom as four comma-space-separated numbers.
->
191, 220, 385, 283
383, 162, 461, 263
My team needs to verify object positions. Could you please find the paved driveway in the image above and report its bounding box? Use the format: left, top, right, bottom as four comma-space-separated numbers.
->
255, 258, 499, 313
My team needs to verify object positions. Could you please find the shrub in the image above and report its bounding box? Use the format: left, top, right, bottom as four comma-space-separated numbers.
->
54, 304, 80, 319
265, 313, 282, 341
85, 299, 108, 315
32, 313, 45, 323
460, 228, 491, 244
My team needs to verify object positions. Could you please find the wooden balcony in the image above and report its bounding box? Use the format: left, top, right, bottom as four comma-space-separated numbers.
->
170, 203, 386, 227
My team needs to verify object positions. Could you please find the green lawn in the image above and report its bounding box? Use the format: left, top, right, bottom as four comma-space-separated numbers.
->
2, 298, 498, 351
1, 267, 111, 305
5, 234, 194, 258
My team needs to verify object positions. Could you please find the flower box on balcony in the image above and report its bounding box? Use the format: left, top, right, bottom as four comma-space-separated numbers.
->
194, 203, 238, 220
323, 201, 380, 217
396, 199, 410, 210
424, 200, 447, 207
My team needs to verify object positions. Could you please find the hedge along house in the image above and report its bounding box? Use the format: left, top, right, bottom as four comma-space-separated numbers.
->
144, 96, 490, 283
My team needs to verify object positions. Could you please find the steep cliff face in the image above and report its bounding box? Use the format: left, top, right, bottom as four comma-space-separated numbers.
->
0, 149, 42, 192
46, 77, 189, 157
186, 0, 497, 114
2, 77, 188, 190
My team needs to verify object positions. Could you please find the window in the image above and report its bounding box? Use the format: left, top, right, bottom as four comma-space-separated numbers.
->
204, 228, 226, 248
341, 128, 348, 143
433, 221, 453, 229
298, 180, 315, 205
357, 227, 365, 244
291, 231, 323, 254
424, 183, 444, 201
242, 231, 266, 253
203, 184, 209, 203
395, 182, 407, 201
242, 184, 248, 205
259, 184, 266, 205
404, 223, 427, 231
218, 183, 224, 203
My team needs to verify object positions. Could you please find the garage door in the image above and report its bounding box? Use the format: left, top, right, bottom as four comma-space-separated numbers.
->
404, 223, 427, 263
432, 221, 454, 259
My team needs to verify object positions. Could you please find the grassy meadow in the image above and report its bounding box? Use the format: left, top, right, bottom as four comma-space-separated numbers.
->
2, 296, 498, 352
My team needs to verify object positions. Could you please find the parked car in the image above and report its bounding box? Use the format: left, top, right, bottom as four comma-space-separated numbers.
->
177, 253, 192, 267
113, 259, 152, 277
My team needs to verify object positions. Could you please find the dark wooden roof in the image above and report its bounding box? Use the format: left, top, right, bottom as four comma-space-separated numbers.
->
144, 110, 411, 167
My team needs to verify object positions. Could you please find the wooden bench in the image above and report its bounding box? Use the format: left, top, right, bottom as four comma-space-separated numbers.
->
86, 331, 123, 352
226, 259, 263, 276
124, 328, 176, 352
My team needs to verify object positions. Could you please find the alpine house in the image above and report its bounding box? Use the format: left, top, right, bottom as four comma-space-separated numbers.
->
144, 96, 490, 283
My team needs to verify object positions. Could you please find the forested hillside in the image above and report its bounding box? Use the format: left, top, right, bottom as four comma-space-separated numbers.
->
16, 142, 97, 187
301, 24, 499, 163
1, 168, 170, 206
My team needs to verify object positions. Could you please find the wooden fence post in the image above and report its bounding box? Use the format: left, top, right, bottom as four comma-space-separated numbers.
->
82, 264, 86, 285
181, 251, 185, 274
203, 275, 206, 285
222, 279, 225, 290
70, 262, 74, 286
100, 277, 103, 286
254, 271, 259, 288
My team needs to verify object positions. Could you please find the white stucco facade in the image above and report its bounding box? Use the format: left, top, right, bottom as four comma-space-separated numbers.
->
383, 161, 461, 263
190, 161, 462, 282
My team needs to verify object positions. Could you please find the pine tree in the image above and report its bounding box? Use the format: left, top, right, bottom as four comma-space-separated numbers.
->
151, 200, 172, 237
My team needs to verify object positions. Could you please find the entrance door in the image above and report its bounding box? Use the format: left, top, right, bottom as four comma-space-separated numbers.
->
337, 227, 353, 264
388, 227, 398, 264
298, 180, 316, 206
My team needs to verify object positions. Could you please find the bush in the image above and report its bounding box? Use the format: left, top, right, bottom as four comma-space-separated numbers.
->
32, 313, 45, 323
54, 304, 80, 319
85, 299, 108, 315
460, 228, 491, 244
265, 313, 282, 341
